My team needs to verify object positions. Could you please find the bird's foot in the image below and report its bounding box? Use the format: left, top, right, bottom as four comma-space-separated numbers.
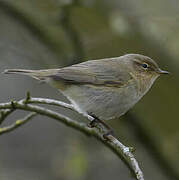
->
87, 119, 98, 128
103, 129, 115, 141
87, 112, 115, 140
87, 113, 100, 128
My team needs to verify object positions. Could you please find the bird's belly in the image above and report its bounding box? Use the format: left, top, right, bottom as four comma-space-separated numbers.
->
62, 83, 140, 120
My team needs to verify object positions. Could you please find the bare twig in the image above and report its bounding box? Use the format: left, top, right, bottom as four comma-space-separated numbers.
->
20, 97, 93, 121
23, 97, 75, 111
0, 109, 14, 124
0, 96, 144, 180
0, 112, 37, 135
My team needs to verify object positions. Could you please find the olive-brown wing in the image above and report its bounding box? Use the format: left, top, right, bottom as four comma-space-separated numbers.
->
49, 58, 131, 87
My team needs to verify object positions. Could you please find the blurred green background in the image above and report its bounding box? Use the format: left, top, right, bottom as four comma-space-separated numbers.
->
0, 0, 178, 179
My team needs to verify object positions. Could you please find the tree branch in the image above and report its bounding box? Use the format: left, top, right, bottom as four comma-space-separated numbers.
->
0, 95, 144, 180
0, 109, 14, 124
0, 112, 37, 135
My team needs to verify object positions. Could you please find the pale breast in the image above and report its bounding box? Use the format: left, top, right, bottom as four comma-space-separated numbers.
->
62, 80, 141, 120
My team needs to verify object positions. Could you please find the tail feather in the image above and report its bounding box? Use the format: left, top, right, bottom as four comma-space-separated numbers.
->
3, 68, 60, 81
3, 69, 35, 74
3, 69, 47, 80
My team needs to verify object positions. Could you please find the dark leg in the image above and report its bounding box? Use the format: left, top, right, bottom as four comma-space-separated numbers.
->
87, 118, 98, 128
88, 113, 115, 140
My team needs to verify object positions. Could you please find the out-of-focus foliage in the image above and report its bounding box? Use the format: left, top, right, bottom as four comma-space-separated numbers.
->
0, 0, 179, 180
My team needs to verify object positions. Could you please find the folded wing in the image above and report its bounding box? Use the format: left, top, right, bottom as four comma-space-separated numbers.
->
49, 58, 131, 87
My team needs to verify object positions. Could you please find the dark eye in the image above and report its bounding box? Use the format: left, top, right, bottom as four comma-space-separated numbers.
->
141, 63, 148, 69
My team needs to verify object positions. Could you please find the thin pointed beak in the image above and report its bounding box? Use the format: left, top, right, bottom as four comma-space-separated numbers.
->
157, 68, 170, 75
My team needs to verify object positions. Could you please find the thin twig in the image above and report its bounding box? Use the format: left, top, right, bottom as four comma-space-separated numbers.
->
0, 109, 14, 124
21, 97, 93, 121
0, 112, 37, 135
22, 97, 75, 110
0, 97, 144, 180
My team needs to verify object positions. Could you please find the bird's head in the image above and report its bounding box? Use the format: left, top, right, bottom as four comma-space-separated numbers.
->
124, 54, 169, 93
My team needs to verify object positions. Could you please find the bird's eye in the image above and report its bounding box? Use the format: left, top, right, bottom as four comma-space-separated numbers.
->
141, 63, 148, 69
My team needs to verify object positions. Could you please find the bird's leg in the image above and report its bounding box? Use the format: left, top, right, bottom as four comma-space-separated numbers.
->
88, 113, 115, 140
87, 120, 98, 128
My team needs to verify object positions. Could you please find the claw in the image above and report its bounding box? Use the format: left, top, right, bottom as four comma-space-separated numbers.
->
87, 112, 115, 139
87, 119, 98, 128
103, 129, 114, 140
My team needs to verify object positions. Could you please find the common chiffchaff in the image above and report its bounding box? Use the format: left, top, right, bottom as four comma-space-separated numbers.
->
3, 54, 169, 123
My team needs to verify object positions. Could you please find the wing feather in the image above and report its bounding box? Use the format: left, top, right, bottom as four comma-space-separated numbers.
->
49, 58, 131, 87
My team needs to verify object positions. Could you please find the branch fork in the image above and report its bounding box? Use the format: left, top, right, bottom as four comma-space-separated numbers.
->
0, 92, 144, 180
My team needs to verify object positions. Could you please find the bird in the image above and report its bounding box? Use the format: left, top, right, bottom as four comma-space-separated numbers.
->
3, 54, 169, 136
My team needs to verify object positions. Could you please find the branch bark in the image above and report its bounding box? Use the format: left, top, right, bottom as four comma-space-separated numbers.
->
0, 112, 37, 135
0, 94, 144, 180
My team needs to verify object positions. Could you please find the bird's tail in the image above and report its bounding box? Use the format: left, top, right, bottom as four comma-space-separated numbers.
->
3, 69, 59, 81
